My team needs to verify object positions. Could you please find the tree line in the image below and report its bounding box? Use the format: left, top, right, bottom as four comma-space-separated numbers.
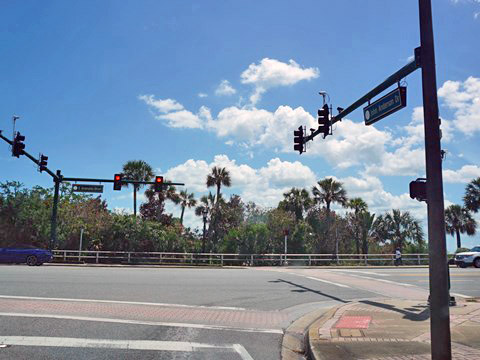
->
1, 160, 478, 254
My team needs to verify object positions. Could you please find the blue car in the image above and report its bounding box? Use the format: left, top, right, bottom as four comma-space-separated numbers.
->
0, 245, 53, 266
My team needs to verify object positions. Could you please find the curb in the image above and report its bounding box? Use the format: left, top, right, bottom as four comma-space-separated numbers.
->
44, 263, 247, 269
281, 307, 335, 360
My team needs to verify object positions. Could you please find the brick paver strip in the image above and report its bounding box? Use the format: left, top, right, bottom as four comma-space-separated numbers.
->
0, 298, 288, 329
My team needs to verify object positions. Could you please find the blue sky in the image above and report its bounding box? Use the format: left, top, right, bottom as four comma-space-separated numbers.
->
1, 0, 479, 251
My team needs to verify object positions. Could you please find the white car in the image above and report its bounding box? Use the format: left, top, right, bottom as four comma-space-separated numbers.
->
455, 246, 480, 268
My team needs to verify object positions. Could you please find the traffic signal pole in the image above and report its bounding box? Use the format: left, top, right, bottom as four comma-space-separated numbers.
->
419, 0, 451, 358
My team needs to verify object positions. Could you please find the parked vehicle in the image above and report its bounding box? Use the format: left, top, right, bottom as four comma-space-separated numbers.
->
454, 246, 480, 268
0, 245, 53, 266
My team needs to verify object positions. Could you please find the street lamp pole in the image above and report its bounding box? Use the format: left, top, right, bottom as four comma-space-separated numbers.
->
202, 209, 208, 253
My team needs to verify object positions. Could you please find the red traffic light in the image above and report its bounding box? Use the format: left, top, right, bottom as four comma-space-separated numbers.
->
113, 174, 123, 191
154, 176, 164, 192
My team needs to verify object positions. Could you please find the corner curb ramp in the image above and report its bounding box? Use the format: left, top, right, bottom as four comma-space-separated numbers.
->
281, 308, 336, 360
306, 298, 480, 360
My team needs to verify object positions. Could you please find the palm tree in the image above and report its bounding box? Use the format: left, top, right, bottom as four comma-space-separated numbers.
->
278, 187, 312, 221
311, 178, 348, 211
445, 204, 477, 249
206, 166, 231, 204
381, 209, 424, 251
178, 190, 196, 226
312, 178, 348, 256
347, 197, 368, 254
358, 211, 375, 255
464, 177, 480, 213
195, 192, 217, 252
122, 160, 154, 216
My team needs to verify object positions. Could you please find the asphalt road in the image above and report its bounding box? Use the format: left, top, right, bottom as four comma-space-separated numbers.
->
0, 264, 478, 359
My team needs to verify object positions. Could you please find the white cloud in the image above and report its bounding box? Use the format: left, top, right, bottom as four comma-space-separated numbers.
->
309, 119, 392, 169
165, 155, 316, 210
138, 95, 184, 113
198, 93, 208, 98
438, 76, 480, 134
240, 58, 319, 105
341, 174, 427, 221
215, 80, 237, 96
443, 164, 480, 183
157, 109, 203, 129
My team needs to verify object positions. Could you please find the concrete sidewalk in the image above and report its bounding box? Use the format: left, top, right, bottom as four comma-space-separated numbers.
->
307, 298, 480, 360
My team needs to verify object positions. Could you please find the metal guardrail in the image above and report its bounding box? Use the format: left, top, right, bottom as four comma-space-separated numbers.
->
52, 250, 433, 266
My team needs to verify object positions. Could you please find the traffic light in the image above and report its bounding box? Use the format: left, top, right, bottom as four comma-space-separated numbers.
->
409, 178, 427, 202
318, 104, 330, 138
113, 173, 123, 191
39, 154, 48, 172
154, 176, 164, 192
12, 132, 26, 157
293, 126, 304, 154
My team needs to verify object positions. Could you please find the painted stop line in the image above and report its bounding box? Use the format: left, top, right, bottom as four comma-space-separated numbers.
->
335, 316, 372, 329
0, 336, 254, 360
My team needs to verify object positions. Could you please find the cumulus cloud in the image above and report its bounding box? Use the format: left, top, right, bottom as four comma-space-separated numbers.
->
215, 80, 237, 96
438, 76, 480, 134
443, 165, 480, 183
138, 95, 184, 113
240, 58, 319, 105
139, 94, 204, 129
340, 174, 427, 221
198, 93, 208, 98
165, 155, 316, 209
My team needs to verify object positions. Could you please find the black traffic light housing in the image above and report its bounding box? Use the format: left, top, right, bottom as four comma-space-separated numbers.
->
293, 126, 304, 154
154, 176, 164, 192
318, 104, 330, 138
409, 178, 427, 202
39, 154, 48, 172
113, 173, 123, 191
12, 132, 26, 157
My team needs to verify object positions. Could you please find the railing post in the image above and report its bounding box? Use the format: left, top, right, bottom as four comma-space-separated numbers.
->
309, 255, 312, 266
63, 250, 66, 262
364, 254, 368, 266
221, 254, 224, 266
250, 254, 254, 266
96, 252, 99, 264
418, 254, 421, 265
128, 252, 131, 264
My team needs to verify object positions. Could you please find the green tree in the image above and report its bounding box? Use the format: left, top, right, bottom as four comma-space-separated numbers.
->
347, 197, 368, 254
122, 160, 154, 216
278, 187, 312, 221
178, 190, 197, 226
376, 209, 424, 251
311, 178, 348, 211
195, 192, 217, 251
358, 211, 375, 255
206, 166, 231, 204
445, 204, 477, 249
464, 177, 480, 213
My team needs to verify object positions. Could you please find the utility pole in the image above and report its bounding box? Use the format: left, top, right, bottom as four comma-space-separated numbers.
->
50, 170, 62, 250
419, 0, 451, 359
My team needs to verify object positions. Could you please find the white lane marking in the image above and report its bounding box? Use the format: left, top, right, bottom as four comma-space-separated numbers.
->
0, 312, 283, 334
328, 269, 390, 277
0, 295, 245, 311
304, 276, 351, 288
346, 274, 415, 287
451, 292, 472, 299
0, 336, 255, 359
233, 344, 255, 360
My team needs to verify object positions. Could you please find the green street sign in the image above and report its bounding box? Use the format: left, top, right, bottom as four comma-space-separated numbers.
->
364, 86, 406, 125
72, 184, 104, 193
